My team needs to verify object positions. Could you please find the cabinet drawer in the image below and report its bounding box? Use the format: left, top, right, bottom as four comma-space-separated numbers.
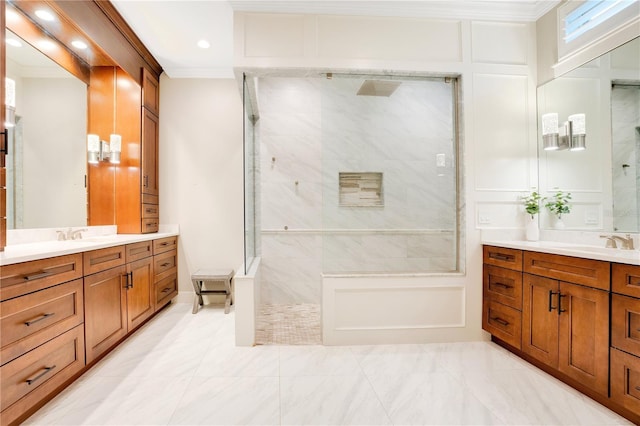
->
142, 203, 159, 219
482, 299, 521, 350
0, 324, 84, 414
142, 193, 158, 205
155, 272, 177, 311
611, 348, 640, 417
153, 236, 177, 255
83, 246, 126, 276
126, 241, 153, 262
613, 264, 640, 299
483, 264, 522, 310
154, 250, 177, 277
142, 218, 159, 234
1, 279, 83, 366
1, 254, 83, 302
523, 251, 610, 291
612, 294, 640, 356
483, 246, 522, 271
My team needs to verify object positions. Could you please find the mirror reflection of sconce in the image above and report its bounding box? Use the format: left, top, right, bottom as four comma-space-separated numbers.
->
542, 112, 586, 151
5, 78, 16, 128
87, 133, 121, 164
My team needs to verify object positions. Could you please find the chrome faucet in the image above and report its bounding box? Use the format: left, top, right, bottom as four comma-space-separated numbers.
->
600, 234, 635, 250
56, 228, 88, 241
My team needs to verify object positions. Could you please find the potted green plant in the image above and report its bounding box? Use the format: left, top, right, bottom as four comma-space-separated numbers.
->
544, 189, 572, 229
521, 190, 542, 241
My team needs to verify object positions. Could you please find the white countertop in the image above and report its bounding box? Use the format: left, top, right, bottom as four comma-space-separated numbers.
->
0, 231, 179, 266
483, 240, 640, 266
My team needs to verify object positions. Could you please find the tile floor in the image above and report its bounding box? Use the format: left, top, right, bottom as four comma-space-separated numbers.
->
25, 302, 633, 425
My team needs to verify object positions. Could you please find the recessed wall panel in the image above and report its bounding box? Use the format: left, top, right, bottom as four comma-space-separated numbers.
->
244, 14, 305, 57
334, 286, 465, 329
317, 16, 462, 62
472, 22, 529, 65
473, 74, 531, 191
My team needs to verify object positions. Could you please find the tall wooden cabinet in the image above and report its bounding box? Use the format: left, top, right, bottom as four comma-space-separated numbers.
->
140, 70, 160, 233
88, 66, 160, 233
1, 4, 6, 251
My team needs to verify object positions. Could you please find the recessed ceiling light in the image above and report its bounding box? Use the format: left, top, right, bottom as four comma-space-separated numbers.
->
6, 38, 22, 48
72, 40, 88, 50
38, 40, 56, 51
35, 9, 56, 21
197, 39, 210, 49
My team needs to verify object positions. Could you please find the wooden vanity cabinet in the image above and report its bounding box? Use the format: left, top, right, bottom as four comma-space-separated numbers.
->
482, 246, 523, 349
0, 255, 85, 426
152, 236, 178, 311
610, 263, 640, 417
83, 241, 155, 364
522, 251, 610, 396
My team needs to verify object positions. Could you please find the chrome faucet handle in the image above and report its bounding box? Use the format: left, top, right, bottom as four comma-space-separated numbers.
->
625, 234, 635, 250
56, 230, 67, 241
599, 235, 617, 248
610, 234, 633, 250
70, 228, 88, 240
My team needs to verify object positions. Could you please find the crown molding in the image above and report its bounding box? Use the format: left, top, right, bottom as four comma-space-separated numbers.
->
230, 1, 562, 22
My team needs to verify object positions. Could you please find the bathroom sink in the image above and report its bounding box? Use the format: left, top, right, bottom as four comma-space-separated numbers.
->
545, 243, 629, 255
563, 245, 620, 254
71, 235, 120, 243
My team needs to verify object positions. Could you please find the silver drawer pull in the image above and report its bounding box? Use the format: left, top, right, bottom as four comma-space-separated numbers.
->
160, 262, 171, 267
161, 287, 172, 293
24, 313, 55, 326
26, 365, 56, 385
23, 271, 53, 281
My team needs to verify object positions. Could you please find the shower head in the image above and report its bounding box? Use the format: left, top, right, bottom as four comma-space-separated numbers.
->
356, 80, 401, 97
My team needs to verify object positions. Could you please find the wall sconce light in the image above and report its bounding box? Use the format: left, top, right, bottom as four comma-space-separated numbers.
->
87, 133, 122, 164
542, 113, 560, 150
109, 134, 121, 164
542, 112, 586, 152
568, 113, 586, 151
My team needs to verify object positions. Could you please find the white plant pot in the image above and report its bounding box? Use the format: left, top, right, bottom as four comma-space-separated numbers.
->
554, 216, 565, 230
526, 216, 539, 241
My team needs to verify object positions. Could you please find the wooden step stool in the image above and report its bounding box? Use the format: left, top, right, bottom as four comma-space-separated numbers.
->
190, 269, 234, 314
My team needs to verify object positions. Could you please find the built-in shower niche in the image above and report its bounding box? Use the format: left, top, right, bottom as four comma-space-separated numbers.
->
339, 172, 383, 207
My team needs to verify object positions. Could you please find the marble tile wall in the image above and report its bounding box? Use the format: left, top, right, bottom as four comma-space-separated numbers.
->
611, 85, 640, 232
258, 77, 457, 303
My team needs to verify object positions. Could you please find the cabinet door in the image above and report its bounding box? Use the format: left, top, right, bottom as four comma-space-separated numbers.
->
558, 281, 609, 395
522, 273, 559, 367
84, 266, 127, 364
141, 109, 159, 197
142, 68, 159, 116
126, 257, 154, 331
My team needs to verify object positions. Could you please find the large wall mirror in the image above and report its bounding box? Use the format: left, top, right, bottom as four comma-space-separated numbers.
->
5, 28, 87, 229
537, 37, 640, 233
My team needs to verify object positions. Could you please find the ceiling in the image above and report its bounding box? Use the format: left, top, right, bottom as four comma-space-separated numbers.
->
110, 0, 561, 79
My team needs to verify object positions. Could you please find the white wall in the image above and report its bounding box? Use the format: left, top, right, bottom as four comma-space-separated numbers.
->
159, 77, 244, 296
235, 13, 538, 343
